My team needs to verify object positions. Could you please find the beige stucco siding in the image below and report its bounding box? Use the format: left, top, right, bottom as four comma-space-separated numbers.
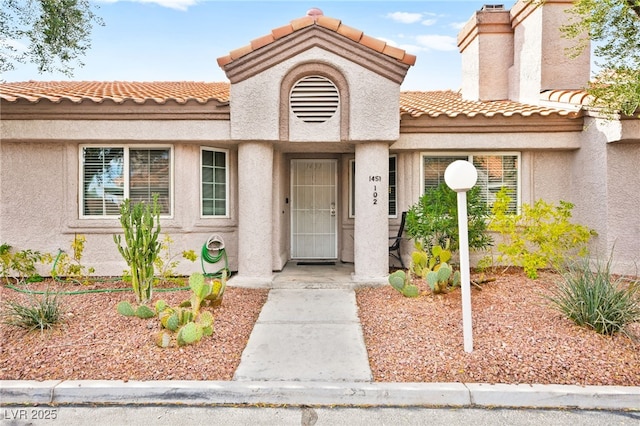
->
0, 140, 240, 276
230, 46, 400, 142
1, 120, 231, 142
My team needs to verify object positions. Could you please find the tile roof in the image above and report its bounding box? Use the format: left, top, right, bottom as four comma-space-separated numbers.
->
400, 90, 580, 118
0, 81, 230, 104
540, 89, 593, 106
0, 82, 580, 119
216, 12, 417, 68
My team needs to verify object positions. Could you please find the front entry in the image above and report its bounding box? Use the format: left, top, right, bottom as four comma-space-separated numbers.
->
290, 159, 338, 259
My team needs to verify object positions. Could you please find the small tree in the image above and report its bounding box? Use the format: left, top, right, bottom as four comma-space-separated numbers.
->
113, 196, 161, 304
405, 183, 493, 253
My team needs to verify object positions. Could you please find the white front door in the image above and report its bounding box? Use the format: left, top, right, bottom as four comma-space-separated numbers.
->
291, 159, 337, 259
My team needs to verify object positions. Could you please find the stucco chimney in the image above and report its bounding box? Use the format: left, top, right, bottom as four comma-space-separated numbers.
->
458, 4, 513, 101
508, 0, 590, 104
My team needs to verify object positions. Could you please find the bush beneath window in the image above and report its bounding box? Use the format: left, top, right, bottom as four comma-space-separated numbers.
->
405, 182, 493, 253
486, 188, 596, 279
546, 256, 640, 337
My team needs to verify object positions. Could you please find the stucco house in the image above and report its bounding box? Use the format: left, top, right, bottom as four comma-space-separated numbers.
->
1, 0, 638, 285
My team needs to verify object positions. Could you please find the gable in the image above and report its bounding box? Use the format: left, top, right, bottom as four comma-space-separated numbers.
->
217, 13, 415, 85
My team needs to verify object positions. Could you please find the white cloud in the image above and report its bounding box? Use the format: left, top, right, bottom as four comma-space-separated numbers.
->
96, 0, 198, 11
450, 21, 467, 30
386, 12, 423, 24
415, 35, 458, 51
421, 19, 436, 27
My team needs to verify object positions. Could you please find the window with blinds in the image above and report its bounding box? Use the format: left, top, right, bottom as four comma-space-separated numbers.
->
290, 75, 339, 123
422, 153, 520, 212
81, 146, 172, 217
201, 148, 228, 217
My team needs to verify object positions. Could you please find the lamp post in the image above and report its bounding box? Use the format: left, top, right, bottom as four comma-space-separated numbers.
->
444, 160, 478, 353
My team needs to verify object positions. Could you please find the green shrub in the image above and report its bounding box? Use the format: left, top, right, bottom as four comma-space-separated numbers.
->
51, 234, 95, 284
1, 289, 64, 332
405, 183, 492, 253
0, 243, 51, 285
546, 256, 640, 336
153, 234, 197, 283
488, 188, 596, 279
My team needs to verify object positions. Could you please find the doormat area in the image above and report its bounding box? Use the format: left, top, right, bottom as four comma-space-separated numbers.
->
296, 261, 336, 266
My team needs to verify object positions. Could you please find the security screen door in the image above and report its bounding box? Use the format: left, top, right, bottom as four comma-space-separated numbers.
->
291, 159, 337, 259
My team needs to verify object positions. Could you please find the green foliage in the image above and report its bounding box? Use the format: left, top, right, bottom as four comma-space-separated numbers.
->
488, 189, 596, 279
410, 241, 461, 294
152, 272, 226, 348
0, 243, 51, 285
546, 255, 640, 336
405, 183, 492, 253
153, 234, 197, 283
562, 0, 640, 117
1, 289, 63, 332
0, 0, 104, 76
51, 234, 95, 284
113, 195, 162, 304
388, 269, 420, 297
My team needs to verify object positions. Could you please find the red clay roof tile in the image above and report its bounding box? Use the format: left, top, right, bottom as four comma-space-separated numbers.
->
272, 24, 295, 40
251, 34, 275, 51
217, 13, 415, 67
0, 82, 580, 119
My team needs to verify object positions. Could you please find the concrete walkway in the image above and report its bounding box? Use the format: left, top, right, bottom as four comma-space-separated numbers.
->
234, 288, 372, 382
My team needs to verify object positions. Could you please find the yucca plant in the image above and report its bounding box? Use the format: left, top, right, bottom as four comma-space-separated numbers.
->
546, 256, 640, 337
1, 289, 64, 332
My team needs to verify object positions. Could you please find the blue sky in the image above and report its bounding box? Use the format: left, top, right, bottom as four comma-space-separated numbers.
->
2, 0, 517, 90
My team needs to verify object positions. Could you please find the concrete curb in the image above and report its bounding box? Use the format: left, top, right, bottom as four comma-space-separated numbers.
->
1, 380, 638, 410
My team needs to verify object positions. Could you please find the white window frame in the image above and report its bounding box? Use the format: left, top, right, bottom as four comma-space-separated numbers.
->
79, 145, 174, 219
200, 147, 230, 218
348, 155, 398, 219
420, 152, 521, 211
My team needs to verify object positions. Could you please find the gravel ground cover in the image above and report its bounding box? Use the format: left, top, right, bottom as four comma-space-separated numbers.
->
1, 270, 638, 385
356, 270, 640, 386
0, 280, 268, 381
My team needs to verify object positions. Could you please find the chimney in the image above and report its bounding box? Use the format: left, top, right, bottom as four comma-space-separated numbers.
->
458, 4, 513, 101
509, 0, 590, 103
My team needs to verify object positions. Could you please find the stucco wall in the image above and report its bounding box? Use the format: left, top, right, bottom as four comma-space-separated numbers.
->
230, 47, 400, 142
0, 141, 240, 277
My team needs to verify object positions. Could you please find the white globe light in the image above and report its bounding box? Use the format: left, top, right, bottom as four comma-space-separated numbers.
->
444, 160, 478, 192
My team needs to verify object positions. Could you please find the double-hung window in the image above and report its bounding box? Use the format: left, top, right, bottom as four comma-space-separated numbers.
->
201, 148, 228, 217
349, 155, 397, 218
81, 146, 172, 217
422, 153, 520, 212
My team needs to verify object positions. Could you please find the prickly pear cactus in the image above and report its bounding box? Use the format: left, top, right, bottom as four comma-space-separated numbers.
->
155, 299, 168, 314
135, 305, 155, 319
177, 322, 202, 346
402, 284, 420, 298
154, 331, 172, 348
116, 301, 136, 317
388, 270, 406, 292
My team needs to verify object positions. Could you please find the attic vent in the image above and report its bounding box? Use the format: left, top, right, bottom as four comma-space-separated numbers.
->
290, 75, 339, 123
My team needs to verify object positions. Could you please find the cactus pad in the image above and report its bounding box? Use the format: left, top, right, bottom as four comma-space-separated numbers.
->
155, 299, 168, 314
136, 305, 155, 319
154, 331, 172, 348
177, 322, 200, 346
116, 301, 135, 317
402, 284, 420, 298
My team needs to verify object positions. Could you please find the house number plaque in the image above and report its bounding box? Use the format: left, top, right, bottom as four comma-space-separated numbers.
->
369, 175, 382, 205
